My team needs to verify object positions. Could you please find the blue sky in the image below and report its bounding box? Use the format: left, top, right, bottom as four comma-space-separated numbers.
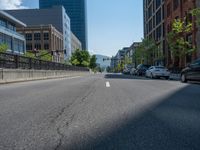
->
21, 0, 144, 57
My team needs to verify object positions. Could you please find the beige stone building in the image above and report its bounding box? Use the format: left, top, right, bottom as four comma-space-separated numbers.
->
17, 24, 64, 62
71, 32, 82, 54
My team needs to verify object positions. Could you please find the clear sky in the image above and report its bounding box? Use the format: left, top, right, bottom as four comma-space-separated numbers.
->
20, 0, 144, 57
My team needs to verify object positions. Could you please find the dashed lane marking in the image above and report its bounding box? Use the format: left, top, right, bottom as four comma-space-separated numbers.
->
106, 81, 110, 87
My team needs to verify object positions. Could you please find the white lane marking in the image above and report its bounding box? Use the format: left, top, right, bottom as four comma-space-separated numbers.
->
106, 81, 110, 87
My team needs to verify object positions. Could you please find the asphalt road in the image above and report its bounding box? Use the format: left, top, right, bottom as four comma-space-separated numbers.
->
0, 74, 200, 150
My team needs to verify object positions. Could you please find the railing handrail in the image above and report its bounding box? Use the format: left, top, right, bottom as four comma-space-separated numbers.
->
0, 52, 89, 71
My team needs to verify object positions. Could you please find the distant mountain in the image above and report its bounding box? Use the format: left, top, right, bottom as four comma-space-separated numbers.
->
95, 54, 111, 68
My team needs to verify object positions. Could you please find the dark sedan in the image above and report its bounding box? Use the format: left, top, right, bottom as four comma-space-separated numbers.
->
136, 64, 150, 76
181, 59, 200, 83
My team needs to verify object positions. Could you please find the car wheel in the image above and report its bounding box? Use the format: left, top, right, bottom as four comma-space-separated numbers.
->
165, 76, 169, 80
181, 74, 187, 83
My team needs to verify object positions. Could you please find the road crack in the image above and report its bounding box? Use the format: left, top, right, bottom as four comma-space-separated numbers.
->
53, 81, 97, 150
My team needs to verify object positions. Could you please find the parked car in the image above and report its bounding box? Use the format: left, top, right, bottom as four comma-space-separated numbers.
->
145, 66, 170, 79
130, 68, 137, 75
181, 59, 200, 83
123, 64, 132, 74
123, 68, 130, 74
135, 64, 150, 76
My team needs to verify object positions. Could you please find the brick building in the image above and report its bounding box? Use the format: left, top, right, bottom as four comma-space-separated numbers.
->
17, 24, 64, 62
164, 0, 198, 68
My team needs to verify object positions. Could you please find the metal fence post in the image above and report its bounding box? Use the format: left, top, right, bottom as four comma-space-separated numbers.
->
14, 55, 19, 69
29, 58, 32, 69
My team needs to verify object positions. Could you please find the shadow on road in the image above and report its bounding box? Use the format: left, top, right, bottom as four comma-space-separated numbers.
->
64, 84, 200, 150
104, 73, 149, 80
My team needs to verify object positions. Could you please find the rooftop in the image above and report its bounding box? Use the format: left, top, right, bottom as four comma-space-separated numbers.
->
0, 10, 26, 27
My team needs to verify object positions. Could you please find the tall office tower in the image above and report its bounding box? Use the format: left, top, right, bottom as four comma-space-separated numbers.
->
143, 0, 165, 66
39, 0, 88, 50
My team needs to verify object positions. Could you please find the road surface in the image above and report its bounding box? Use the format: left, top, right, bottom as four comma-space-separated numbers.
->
0, 74, 200, 150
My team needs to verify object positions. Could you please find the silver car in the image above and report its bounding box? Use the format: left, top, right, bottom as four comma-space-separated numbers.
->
145, 66, 170, 79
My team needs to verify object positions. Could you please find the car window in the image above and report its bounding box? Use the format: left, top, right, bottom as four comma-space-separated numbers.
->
191, 60, 200, 67
155, 66, 165, 69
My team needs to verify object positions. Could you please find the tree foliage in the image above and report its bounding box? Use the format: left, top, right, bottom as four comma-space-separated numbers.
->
191, 8, 200, 26
24, 50, 52, 61
89, 55, 97, 69
70, 49, 90, 67
0, 43, 8, 53
167, 19, 194, 66
124, 55, 132, 65
134, 38, 158, 66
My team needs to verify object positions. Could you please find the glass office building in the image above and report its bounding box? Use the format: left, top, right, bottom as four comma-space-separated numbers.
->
0, 11, 26, 54
39, 0, 87, 50
6, 6, 71, 60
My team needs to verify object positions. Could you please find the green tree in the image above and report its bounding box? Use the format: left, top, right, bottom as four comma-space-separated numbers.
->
89, 55, 97, 70
24, 51, 35, 58
191, 8, 200, 26
106, 66, 111, 72
133, 38, 159, 67
70, 49, 90, 67
38, 50, 52, 61
124, 55, 132, 65
0, 43, 8, 53
167, 19, 194, 67
24, 50, 52, 61
133, 38, 158, 66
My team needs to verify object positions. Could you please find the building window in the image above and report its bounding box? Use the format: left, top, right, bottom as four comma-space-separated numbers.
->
156, 25, 162, 41
156, 8, 162, 25
13, 39, 24, 53
0, 33, 3, 43
0, 18, 6, 27
167, 3, 171, 17
5, 35, 12, 49
173, 0, 179, 11
26, 44, 32, 51
43, 33, 49, 40
149, 19, 153, 32
148, 4, 153, 18
156, 0, 161, 9
44, 43, 49, 50
26, 33, 32, 41
34, 33, 41, 40
35, 43, 41, 50
7, 23, 15, 31
185, 11, 192, 25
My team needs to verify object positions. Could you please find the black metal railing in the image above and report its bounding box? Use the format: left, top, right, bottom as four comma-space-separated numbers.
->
0, 52, 89, 71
